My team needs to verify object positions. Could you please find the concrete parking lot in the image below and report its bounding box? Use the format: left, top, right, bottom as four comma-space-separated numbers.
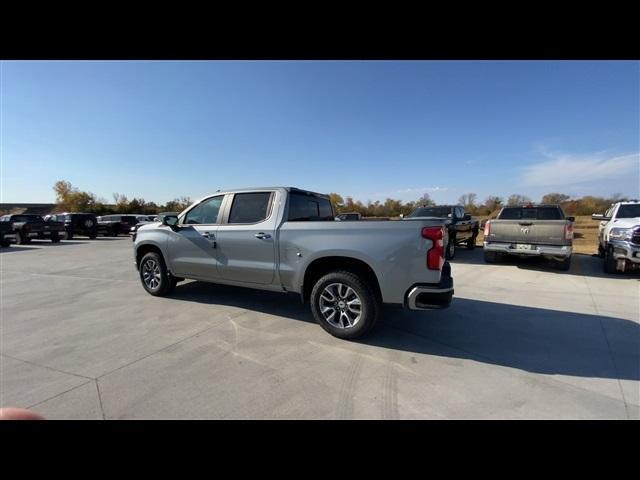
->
1, 237, 638, 419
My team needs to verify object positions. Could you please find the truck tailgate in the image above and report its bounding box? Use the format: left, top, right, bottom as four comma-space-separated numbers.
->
488, 220, 570, 245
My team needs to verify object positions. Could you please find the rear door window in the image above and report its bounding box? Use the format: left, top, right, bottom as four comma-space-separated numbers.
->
287, 192, 334, 221
228, 192, 272, 224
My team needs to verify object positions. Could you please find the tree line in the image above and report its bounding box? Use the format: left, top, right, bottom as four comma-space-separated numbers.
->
53, 180, 632, 218
53, 180, 192, 215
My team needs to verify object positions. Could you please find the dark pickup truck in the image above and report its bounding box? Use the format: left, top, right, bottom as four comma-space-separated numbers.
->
0, 219, 16, 247
0, 214, 65, 244
97, 215, 140, 236
406, 205, 479, 259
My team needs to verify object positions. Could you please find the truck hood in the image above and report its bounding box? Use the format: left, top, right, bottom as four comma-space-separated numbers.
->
609, 217, 640, 229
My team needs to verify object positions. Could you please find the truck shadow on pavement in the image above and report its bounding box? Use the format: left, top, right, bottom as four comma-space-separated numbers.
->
169, 281, 639, 382
453, 248, 640, 280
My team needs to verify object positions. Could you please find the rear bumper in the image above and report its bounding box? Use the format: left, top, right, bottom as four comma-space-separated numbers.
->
405, 262, 454, 310
484, 241, 572, 258
609, 240, 640, 264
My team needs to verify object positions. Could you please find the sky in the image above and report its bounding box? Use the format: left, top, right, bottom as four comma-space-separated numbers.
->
1, 60, 638, 205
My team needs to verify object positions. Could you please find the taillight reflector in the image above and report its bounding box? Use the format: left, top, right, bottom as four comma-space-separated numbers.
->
422, 226, 445, 270
565, 222, 573, 240
484, 221, 491, 237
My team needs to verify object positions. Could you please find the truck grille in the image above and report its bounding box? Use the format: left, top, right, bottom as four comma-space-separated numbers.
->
631, 228, 640, 246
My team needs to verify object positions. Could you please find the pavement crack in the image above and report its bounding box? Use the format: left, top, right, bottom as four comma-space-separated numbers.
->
26, 379, 94, 410
577, 258, 632, 419
95, 379, 106, 420
1, 353, 95, 381
96, 315, 235, 380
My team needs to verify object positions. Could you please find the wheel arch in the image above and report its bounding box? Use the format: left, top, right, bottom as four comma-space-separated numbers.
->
301, 256, 382, 304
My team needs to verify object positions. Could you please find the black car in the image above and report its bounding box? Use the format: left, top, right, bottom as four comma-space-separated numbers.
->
97, 214, 140, 236
407, 205, 480, 260
46, 213, 98, 239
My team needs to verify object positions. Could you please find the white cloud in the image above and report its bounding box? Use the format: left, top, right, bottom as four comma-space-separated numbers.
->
521, 152, 639, 187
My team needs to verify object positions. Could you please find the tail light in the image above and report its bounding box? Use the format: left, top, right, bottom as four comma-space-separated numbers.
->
422, 226, 445, 270
484, 220, 491, 237
565, 222, 573, 240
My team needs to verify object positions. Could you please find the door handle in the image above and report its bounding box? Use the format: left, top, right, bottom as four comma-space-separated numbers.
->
254, 232, 271, 239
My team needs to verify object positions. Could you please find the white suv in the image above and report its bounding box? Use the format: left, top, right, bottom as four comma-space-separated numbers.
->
592, 201, 640, 273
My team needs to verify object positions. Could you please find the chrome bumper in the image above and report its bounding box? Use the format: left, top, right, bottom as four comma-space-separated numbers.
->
406, 266, 454, 310
484, 242, 572, 258
610, 240, 640, 264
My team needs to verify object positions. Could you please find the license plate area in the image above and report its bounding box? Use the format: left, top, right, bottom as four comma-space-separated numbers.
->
513, 243, 535, 251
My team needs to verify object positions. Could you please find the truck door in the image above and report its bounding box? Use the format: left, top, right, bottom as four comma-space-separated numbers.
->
166, 195, 226, 280
215, 191, 277, 285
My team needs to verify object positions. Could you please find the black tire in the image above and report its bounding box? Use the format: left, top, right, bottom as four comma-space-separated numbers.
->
604, 246, 618, 274
89, 233, 97, 239
51, 233, 60, 243
484, 250, 498, 263
597, 243, 605, 258
466, 234, 477, 250
310, 270, 380, 340
445, 235, 456, 260
554, 256, 571, 271
1, 239, 10, 248
139, 252, 177, 296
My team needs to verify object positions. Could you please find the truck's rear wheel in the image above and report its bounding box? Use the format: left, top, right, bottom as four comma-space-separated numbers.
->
1, 239, 10, 248
139, 252, 177, 296
466, 234, 477, 250
554, 256, 571, 271
310, 271, 379, 339
604, 247, 618, 274
446, 235, 456, 260
484, 250, 498, 263
17, 231, 29, 245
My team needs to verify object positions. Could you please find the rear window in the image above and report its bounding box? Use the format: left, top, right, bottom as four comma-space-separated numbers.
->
287, 192, 334, 221
121, 216, 138, 223
228, 192, 272, 224
499, 207, 563, 220
408, 207, 452, 218
617, 204, 640, 218
13, 215, 43, 222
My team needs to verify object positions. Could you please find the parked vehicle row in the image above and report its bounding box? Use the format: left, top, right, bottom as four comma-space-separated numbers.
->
0, 212, 164, 246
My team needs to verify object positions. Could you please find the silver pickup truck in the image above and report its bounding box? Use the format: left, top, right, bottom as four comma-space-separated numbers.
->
133, 187, 454, 339
483, 204, 574, 270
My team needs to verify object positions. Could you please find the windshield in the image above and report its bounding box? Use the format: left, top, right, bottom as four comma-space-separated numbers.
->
408, 207, 451, 218
616, 204, 640, 218
499, 207, 563, 220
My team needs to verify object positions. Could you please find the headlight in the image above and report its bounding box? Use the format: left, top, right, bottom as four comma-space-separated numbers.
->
609, 228, 633, 241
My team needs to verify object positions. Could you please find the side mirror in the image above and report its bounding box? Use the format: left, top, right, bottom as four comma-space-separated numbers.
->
464, 214, 471, 220
162, 215, 179, 228
591, 213, 610, 221
567, 216, 575, 222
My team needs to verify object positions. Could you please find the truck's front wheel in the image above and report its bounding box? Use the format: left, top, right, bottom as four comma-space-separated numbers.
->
310, 271, 379, 339
139, 252, 177, 296
604, 246, 618, 274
